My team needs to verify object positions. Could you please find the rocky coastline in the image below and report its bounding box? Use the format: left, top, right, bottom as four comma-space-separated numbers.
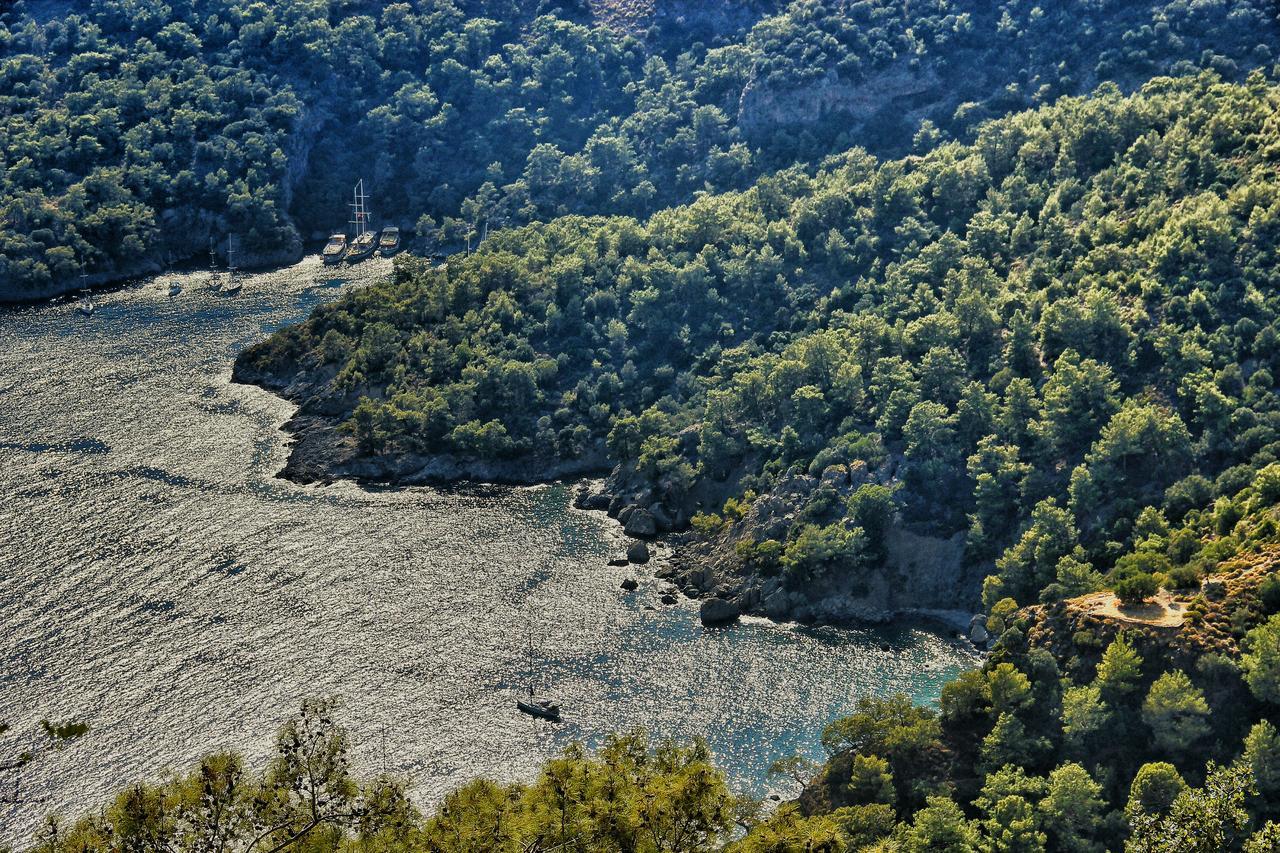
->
235, 356, 988, 643
571, 473, 990, 644
269, 412, 613, 487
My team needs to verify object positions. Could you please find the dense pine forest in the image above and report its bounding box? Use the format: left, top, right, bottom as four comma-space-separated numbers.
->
1, 0, 1276, 296
9, 0, 1280, 851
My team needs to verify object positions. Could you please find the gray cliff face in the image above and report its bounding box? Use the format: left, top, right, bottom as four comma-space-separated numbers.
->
589, 0, 781, 37
574, 457, 984, 628
738, 61, 943, 141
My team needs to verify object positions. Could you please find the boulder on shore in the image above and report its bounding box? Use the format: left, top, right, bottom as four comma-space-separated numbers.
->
699, 597, 740, 626
627, 540, 651, 564
621, 578, 639, 591
624, 508, 657, 538
660, 593, 678, 605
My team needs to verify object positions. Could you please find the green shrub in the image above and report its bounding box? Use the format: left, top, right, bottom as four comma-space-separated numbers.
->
1115, 573, 1160, 607
1260, 573, 1280, 614
1166, 565, 1201, 591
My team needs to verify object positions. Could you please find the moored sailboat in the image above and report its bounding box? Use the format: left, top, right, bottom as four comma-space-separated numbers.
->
515, 633, 561, 722
221, 237, 243, 294
344, 180, 378, 264
74, 271, 94, 316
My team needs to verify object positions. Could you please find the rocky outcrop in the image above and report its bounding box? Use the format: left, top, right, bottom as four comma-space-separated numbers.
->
589, 0, 780, 38
624, 508, 658, 538
243, 407, 610, 487
738, 61, 942, 142
699, 597, 740, 626
642, 466, 984, 626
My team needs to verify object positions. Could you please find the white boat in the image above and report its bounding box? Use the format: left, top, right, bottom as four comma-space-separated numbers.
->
322, 233, 348, 265
379, 226, 401, 256
73, 271, 94, 315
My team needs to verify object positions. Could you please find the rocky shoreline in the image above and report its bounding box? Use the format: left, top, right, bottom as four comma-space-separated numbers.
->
270, 412, 613, 487
570, 468, 988, 640
234, 358, 988, 643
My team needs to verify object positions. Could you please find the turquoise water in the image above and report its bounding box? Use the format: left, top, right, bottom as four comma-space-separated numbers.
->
0, 258, 977, 844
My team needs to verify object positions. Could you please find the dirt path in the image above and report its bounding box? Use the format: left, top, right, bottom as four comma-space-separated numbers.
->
1071, 589, 1187, 629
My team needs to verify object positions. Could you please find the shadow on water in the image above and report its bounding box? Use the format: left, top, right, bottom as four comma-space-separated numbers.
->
0, 437, 111, 455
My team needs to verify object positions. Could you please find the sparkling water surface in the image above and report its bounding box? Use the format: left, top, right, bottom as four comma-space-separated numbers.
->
0, 258, 977, 843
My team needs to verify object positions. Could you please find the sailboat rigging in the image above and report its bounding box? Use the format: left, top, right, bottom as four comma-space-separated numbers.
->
221, 236, 243, 294
515, 630, 561, 722
344, 179, 379, 264
75, 271, 94, 316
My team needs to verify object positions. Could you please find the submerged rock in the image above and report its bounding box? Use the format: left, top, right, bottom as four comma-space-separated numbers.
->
621, 578, 639, 591
627, 540, 650, 564
699, 597, 740, 626
660, 593, 678, 605
608, 557, 629, 567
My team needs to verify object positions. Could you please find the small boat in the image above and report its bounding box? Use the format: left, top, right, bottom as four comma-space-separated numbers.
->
345, 230, 378, 264
74, 272, 94, 315
220, 237, 243, 295
378, 226, 401, 256
517, 696, 561, 721
322, 233, 348, 266
514, 633, 561, 722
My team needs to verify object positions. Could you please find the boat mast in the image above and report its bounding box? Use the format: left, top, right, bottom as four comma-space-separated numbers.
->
350, 179, 369, 239
227, 236, 238, 276
527, 632, 536, 698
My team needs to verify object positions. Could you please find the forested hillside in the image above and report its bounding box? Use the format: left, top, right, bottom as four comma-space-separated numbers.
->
1, 0, 1275, 298
240, 73, 1280, 625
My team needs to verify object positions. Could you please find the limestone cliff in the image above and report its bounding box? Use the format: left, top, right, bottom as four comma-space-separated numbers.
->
589, 0, 780, 39
575, 460, 984, 628
737, 60, 943, 142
